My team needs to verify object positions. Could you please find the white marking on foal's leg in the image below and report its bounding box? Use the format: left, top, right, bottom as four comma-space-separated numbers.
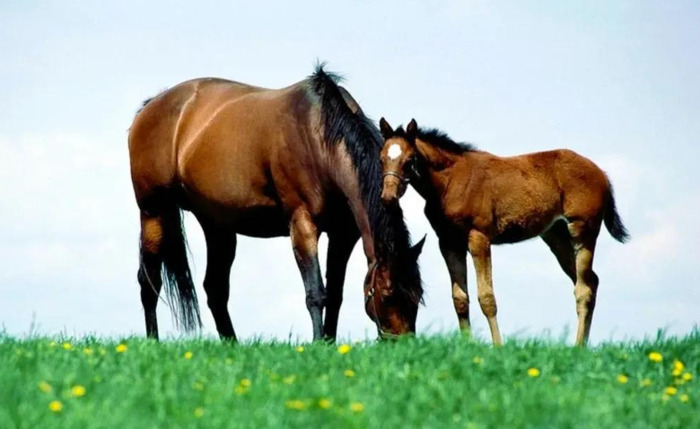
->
388, 144, 402, 160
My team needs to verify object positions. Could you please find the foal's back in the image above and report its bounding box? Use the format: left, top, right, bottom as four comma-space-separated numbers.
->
455, 149, 610, 243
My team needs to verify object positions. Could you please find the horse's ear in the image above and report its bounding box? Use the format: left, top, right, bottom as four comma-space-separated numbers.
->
379, 117, 393, 139
406, 119, 418, 139
410, 234, 427, 260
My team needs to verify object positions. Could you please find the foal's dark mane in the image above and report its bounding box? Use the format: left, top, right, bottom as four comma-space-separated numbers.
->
309, 65, 423, 304
394, 126, 477, 154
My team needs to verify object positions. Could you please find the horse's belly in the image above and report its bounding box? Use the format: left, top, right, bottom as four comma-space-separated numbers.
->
230, 207, 291, 238
491, 209, 561, 245
181, 180, 291, 237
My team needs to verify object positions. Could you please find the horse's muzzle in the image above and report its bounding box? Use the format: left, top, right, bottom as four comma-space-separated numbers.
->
381, 175, 402, 206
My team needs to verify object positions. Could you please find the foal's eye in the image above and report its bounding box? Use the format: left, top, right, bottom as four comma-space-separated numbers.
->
404, 157, 416, 170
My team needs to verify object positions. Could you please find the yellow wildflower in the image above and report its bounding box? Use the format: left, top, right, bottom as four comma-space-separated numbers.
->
62, 342, 71, 350
318, 398, 332, 409
184, 351, 193, 359
337, 344, 351, 355
672, 368, 683, 377
527, 368, 540, 378
194, 407, 205, 418
283, 375, 296, 385
472, 356, 484, 365
38, 381, 52, 393
617, 375, 628, 384
83, 347, 93, 356
350, 402, 365, 412
49, 400, 63, 412
682, 372, 693, 381
234, 386, 247, 395
665, 386, 678, 396
344, 369, 355, 378
240, 379, 251, 388
286, 400, 306, 410
680, 394, 690, 403
296, 346, 305, 353
648, 352, 663, 362
71, 385, 86, 397
640, 378, 652, 387
672, 359, 684, 372
115, 344, 128, 353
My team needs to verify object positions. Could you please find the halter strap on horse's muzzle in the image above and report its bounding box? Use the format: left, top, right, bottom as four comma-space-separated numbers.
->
382, 170, 410, 184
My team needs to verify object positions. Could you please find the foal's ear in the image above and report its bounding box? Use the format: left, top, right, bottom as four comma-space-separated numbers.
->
379, 117, 394, 139
406, 119, 418, 139
410, 234, 427, 260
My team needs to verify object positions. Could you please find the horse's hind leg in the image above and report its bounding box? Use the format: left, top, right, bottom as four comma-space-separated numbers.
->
138, 213, 164, 339
290, 208, 326, 341
541, 219, 576, 283
202, 224, 238, 341
568, 219, 601, 346
468, 230, 502, 345
323, 231, 358, 341
439, 236, 470, 333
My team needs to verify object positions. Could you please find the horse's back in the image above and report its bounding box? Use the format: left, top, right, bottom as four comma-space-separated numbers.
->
499, 149, 610, 223
128, 79, 306, 210
458, 149, 610, 242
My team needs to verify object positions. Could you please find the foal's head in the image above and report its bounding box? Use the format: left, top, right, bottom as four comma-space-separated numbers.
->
364, 235, 425, 338
379, 118, 420, 206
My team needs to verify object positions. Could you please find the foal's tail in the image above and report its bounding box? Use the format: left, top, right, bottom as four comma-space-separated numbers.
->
603, 184, 630, 243
160, 209, 201, 332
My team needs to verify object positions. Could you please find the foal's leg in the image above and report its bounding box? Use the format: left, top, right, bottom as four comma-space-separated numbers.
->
541, 220, 576, 283
202, 225, 238, 341
138, 213, 164, 340
468, 230, 502, 345
290, 209, 326, 341
439, 236, 470, 332
568, 220, 601, 346
323, 232, 358, 341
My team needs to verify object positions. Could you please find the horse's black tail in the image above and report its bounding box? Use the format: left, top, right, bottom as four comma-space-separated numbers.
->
160, 209, 201, 332
603, 184, 630, 243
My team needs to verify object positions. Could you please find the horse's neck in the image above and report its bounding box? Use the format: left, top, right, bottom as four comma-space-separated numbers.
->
414, 139, 461, 202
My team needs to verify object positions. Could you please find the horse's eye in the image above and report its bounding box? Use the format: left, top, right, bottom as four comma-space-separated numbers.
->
404, 157, 416, 170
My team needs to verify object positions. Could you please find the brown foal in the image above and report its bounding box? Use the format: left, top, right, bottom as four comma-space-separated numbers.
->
378, 118, 629, 346
127, 67, 424, 342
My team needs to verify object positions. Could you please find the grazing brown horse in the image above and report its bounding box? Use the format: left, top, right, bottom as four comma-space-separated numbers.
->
127, 66, 424, 342
378, 118, 629, 346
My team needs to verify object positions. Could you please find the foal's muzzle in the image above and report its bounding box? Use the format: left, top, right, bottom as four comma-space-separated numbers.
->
381, 171, 408, 206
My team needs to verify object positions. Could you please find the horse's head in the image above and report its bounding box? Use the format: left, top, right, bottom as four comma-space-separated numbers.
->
363, 235, 426, 338
379, 118, 420, 206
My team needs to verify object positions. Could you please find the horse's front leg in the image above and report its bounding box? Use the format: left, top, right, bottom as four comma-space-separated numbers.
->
438, 235, 471, 333
468, 229, 503, 346
290, 208, 326, 341
323, 231, 359, 342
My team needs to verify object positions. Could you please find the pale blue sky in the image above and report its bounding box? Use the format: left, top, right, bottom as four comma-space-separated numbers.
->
1, 1, 698, 343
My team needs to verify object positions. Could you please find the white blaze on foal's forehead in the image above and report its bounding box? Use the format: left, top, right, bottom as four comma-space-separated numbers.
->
387, 143, 402, 160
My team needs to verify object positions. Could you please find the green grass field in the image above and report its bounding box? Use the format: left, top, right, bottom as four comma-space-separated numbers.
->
2, 333, 698, 428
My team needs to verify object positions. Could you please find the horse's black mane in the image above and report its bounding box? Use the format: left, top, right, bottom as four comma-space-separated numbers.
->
136, 96, 155, 115
308, 65, 423, 304
394, 125, 477, 154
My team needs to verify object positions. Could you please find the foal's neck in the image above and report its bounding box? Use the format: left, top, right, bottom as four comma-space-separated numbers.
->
413, 138, 462, 202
